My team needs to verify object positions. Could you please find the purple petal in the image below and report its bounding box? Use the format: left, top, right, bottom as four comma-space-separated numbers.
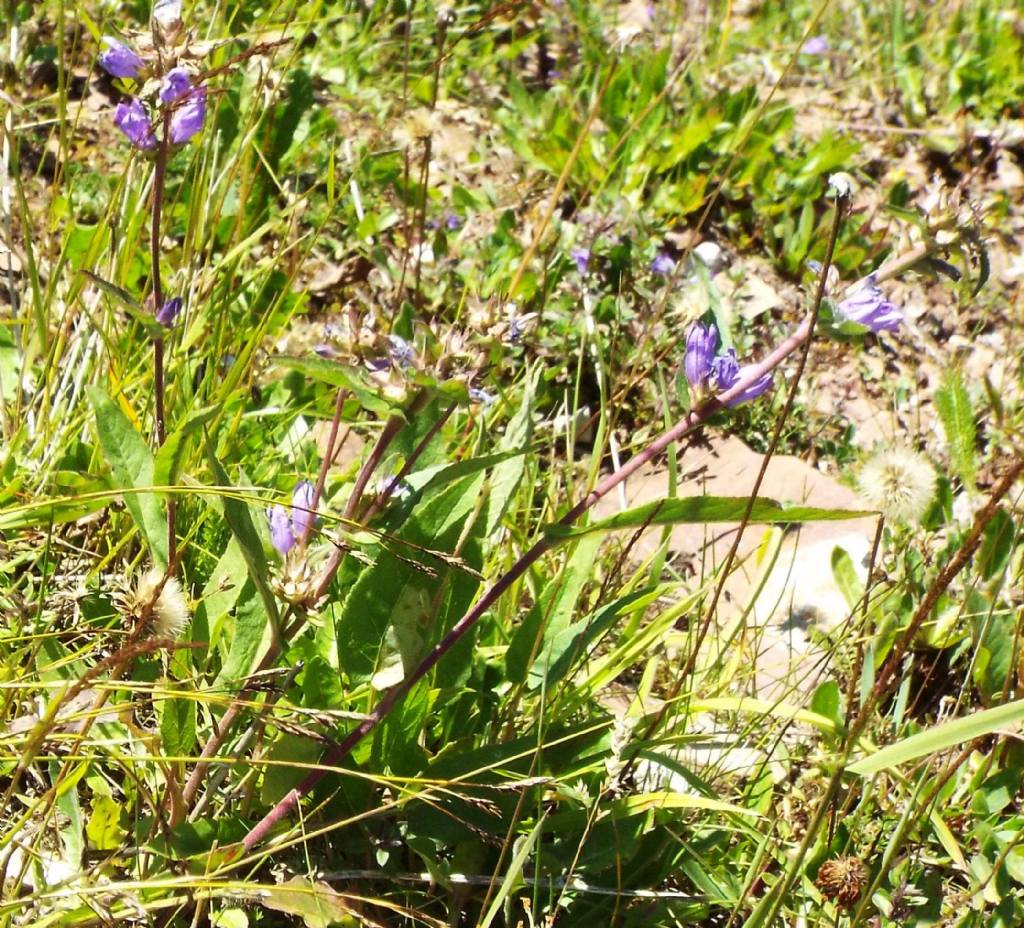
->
836, 279, 903, 333
169, 86, 207, 144
724, 367, 774, 407
155, 296, 182, 327
160, 66, 192, 103
710, 347, 740, 391
291, 480, 317, 540
387, 334, 415, 368
113, 98, 156, 150
570, 247, 590, 274
444, 211, 462, 230
268, 504, 296, 556
801, 35, 829, 56
98, 37, 144, 79
684, 322, 718, 392
651, 252, 675, 275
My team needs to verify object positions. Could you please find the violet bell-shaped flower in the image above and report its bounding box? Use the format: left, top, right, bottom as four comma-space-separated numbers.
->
98, 37, 145, 79
267, 480, 319, 556
684, 322, 718, 392
114, 98, 157, 150
723, 366, 774, 408
836, 276, 902, 333
155, 296, 182, 326
169, 85, 207, 144
651, 252, 675, 275
160, 67, 192, 103
683, 321, 774, 408
291, 480, 317, 541
268, 504, 295, 556
570, 248, 590, 274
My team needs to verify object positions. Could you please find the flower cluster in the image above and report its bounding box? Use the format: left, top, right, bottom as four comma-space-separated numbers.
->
684, 322, 773, 407
99, 38, 207, 150
268, 481, 317, 557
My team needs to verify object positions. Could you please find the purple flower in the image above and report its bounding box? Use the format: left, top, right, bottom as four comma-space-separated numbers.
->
387, 334, 415, 368
469, 387, 495, 406
570, 247, 590, 274
651, 252, 675, 275
444, 211, 462, 230
155, 296, 182, 326
160, 67, 192, 103
836, 278, 902, 333
710, 347, 740, 390
291, 480, 317, 541
268, 504, 295, 556
684, 322, 718, 391
724, 367, 774, 408
169, 86, 207, 145
98, 37, 144, 79
801, 35, 829, 56
268, 479, 318, 555
114, 98, 156, 150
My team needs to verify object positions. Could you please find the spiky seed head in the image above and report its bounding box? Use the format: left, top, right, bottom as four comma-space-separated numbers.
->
857, 445, 936, 524
816, 856, 868, 908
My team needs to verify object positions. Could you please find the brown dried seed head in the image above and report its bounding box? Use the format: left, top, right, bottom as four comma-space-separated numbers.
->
816, 856, 868, 908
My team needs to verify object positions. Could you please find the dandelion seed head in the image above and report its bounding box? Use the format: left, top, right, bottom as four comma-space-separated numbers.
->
858, 446, 936, 524
131, 567, 191, 640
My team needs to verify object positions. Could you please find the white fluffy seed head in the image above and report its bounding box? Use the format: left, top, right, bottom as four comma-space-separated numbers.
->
857, 446, 937, 524
134, 568, 190, 640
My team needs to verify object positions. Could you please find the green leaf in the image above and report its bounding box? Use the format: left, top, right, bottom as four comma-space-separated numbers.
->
973, 610, 1014, 705
204, 440, 280, 636
274, 356, 398, 417
831, 546, 864, 610
484, 369, 535, 538
86, 795, 126, 850
530, 589, 654, 689
934, 368, 976, 490
336, 475, 485, 686
848, 699, 1024, 775
977, 508, 1016, 581
214, 580, 274, 686
259, 733, 323, 807
258, 876, 356, 928
810, 681, 843, 730
88, 387, 169, 569
153, 404, 220, 489
159, 692, 197, 757
506, 533, 602, 685
545, 496, 871, 541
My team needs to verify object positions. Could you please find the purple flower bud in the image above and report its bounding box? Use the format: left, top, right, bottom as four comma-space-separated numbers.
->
724, 367, 774, 408
684, 322, 718, 392
836, 278, 902, 333
98, 37, 145, 79
651, 252, 675, 275
801, 35, 829, 56
570, 247, 590, 274
291, 480, 317, 541
160, 66, 192, 103
155, 296, 182, 326
710, 348, 740, 390
169, 86, 207, 145
268, 504, 296, 556
114, 98, 157, 150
